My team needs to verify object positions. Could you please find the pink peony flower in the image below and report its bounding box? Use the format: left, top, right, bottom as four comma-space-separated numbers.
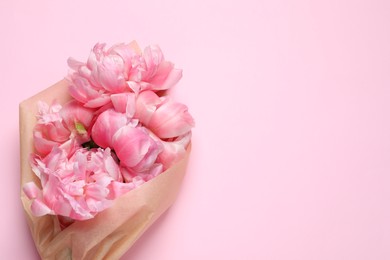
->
134, 90, 195, 139
136, 45, 183, 92
60, 100, 95, 131
112, 125, 162, 170
67, 41, 182, 108
33, 101, 96, 156
33, 101, 70, 156
148, 97, 194, 139
87, 43, 129, 93
91, 109, 162, 173
23, 147, 130, 220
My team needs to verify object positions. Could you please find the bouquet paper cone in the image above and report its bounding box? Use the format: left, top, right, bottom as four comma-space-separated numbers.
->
20, 80, 191, 260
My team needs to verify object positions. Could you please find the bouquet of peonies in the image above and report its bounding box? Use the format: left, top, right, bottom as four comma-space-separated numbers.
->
20, 41, 194, 259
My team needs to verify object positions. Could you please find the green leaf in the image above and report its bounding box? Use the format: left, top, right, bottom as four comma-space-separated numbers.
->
75, 122, 87, 134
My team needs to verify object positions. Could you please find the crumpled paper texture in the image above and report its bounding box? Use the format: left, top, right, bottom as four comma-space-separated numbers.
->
19, 80, 190, 260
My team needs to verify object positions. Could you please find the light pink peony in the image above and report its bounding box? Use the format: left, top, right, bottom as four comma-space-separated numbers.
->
33, 101, 70, 156
148, 97, 194, 139
112, 125, 162, 170
33, 101, 95, 156
59, 100, 95, 132
136, 45, 183, 92
23, 147, 129, 220
67, 41, 182, 108
134, 90, 195, 139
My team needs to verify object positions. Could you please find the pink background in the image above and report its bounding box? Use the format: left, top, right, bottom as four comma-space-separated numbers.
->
1, 0, 390, 259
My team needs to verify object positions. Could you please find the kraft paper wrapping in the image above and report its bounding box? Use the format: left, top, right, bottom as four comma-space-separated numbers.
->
19, 80, 191, 260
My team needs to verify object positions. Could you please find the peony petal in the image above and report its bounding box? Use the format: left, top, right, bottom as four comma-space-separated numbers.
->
97, 55, 127, 93
103, 150, 122, 181
36, 101, 62, 124
148, 98, 195, 138
23, 182, 42, 199
111, 93, 136, 118
150, 66, 182, 90
84, 95, 111, 108
147, 61, 181, 90
132, 137, 162, 172
60, 192, 91, 220
30, 199, 52, 216
85, 183, 109, 200
150, 61, 174, 83
67, 57, 85, 70
60, 100, 95, 131
110, 93, 128, 113
127, 81, 141, 93
108, 181, 135, 199
73, 151, 87, 180
112, 125, 151, 167
33, 130, 61, 156
42, 146, 68, 171
66, 180, 85, 196
69, 76, 99, 104
134, 90, 161, 125
148, 163, 163, 179
86, 198, 112, 214
108, 41, 142, 77
150, 131, 191, 169
87, 43, 105, 70
91, 109, 128, 148
142, 45, 164, 79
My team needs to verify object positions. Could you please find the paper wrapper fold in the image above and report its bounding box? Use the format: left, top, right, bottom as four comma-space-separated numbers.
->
20, 80, 191, 260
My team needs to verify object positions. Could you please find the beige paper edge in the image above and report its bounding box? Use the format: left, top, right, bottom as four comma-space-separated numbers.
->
20, 80, 191, 260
